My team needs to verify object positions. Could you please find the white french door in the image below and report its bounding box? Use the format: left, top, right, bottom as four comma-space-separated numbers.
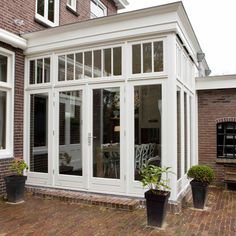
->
54, 86, 87, 189
88, 83, 125, 193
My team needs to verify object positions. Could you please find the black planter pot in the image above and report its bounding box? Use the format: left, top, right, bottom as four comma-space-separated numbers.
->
4, 175, 27, 203
190, 180, 209, 209
145, 189, 170, 227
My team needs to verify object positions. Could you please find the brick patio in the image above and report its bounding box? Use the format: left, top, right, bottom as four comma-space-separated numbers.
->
0, 187, 235, 236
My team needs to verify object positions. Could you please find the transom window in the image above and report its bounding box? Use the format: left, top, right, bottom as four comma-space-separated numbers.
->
90, 0, 107, 18
0, 49, 14, 158
36, 0, 59, 27
217, 122, 236, 159
58, 47, 122, 81
29, 58, 51, 85
132, 41, 163, 74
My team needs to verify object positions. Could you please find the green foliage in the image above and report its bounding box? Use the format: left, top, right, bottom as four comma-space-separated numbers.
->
187, 165, 214, 184
10, 159, 28, 176
140, 165, 174, 192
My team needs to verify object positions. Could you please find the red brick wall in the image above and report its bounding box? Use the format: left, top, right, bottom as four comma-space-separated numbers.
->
0, 0, 117, 35
198, 88, 236, 185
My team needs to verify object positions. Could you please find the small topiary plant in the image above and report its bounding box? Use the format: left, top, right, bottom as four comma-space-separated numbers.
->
187, 165, 214, 184
10, 159, 28, 176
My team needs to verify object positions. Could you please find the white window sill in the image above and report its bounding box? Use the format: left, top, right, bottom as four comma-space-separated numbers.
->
66, 4, 79, 16
0, 151, 13, 159
35, 14, 58, 28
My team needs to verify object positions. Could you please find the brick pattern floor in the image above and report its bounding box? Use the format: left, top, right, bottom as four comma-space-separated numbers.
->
0, 187, 235, 236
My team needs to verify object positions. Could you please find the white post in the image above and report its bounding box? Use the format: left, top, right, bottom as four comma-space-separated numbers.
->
161, 34, 178, 201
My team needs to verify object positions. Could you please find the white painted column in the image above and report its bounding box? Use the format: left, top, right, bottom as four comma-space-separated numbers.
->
161, 34, 178, 201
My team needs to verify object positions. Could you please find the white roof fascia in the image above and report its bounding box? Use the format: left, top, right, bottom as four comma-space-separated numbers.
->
0, 29, 27, 50
196, 75, 236, 90
113, 0, 129, 10
23, 2, 204, 61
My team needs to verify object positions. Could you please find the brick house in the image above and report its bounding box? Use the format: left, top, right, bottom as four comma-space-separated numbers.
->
0, 1, 234, 204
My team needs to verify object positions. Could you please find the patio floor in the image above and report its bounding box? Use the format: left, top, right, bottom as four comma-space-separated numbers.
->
0, 187, 235, 236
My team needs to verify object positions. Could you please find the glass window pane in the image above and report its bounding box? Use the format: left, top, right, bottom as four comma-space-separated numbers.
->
177, 89, 181, 179
103, 49, 111, 77
37, 0, 45, 17
48, 0, 55, 22
143, 43, 152, 73
29, 60, 35, 84
59, 91, 83, 176
67, 54, 74, 81
0, 55, 7, 82
30, 94, 48, 173
75, 53, 83, 79
58, 55, 65, 81
84, 51, 92, 78
91, 0, 106, 18
93, 88, 120, 179
37, 59, 43, 84
154, 41, 163, 72
113, 47, 122, 76
134, 85, 162, 181
44, 58, 50, 83
132, 44, 141, 74
184, 92, 188, 173
93, 50, 102, 78
0, 91, 6, 150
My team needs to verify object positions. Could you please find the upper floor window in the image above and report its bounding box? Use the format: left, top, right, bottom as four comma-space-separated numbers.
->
132, 41, 163, 75
217, 122, 236, 159
90, 0, 107, 18
29, 57, 51, 85
67, 0, 77, 11
36, 0, 59, 27
0, 48, 14, 158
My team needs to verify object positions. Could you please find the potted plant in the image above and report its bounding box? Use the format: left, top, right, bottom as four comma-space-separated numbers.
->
4, 159, 28, 203
187, 165, 214, 209
140, 165, 173, 228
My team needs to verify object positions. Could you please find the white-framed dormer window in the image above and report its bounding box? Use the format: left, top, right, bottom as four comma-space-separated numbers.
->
0, 48, 14, 159
36, 0, 59, 27
67, 0, 77, 12
90, 0, 107, 18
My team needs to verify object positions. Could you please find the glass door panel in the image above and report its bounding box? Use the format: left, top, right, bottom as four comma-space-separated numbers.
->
59, 90, 83, 176
134, 85, 162, 180
30, 93, 48, 173
93, 88, 120, 179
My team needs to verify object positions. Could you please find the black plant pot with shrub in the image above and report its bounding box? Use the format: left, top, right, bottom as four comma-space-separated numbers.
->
4, 159, 28, 203
140, 165, 174, 228
187, 165, 214, 209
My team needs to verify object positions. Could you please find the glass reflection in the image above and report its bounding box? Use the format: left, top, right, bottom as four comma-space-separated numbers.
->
59, 91, 82, 176
93, 88, 120, 179
30, 94, 48, 173
134, 85, 162, 180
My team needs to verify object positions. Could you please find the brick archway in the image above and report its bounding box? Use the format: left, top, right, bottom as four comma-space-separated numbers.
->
215, 117, 236, 124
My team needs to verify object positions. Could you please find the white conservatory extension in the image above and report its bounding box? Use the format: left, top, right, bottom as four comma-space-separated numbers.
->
23, 2, 208, 202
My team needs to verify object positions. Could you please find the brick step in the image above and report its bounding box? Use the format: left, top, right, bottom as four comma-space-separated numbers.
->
26, 186, 140, 211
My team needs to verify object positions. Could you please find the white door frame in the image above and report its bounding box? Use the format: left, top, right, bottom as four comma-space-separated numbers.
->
54, 85, 87, 190
88, 82, 125, 194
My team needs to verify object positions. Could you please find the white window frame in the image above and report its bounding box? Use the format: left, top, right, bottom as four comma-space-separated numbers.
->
67, 0, 77, 12
90, 0, 107, 19
35, 0, 60, 27
0, 48, 14, 159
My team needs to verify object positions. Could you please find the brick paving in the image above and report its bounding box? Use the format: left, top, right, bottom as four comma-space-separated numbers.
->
0, 187, 235, 236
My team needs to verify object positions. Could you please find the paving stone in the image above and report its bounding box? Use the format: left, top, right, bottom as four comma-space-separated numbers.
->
0, 187, 235, 235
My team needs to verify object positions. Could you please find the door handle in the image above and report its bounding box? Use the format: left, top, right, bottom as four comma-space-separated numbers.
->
88, 133, 96, 145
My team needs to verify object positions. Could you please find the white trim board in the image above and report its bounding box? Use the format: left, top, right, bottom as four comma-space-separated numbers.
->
196, 74, 236, 90
0, 29, 27, 50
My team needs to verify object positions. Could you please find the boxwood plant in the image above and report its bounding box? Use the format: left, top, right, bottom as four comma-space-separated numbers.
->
187, 165, 214, 184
